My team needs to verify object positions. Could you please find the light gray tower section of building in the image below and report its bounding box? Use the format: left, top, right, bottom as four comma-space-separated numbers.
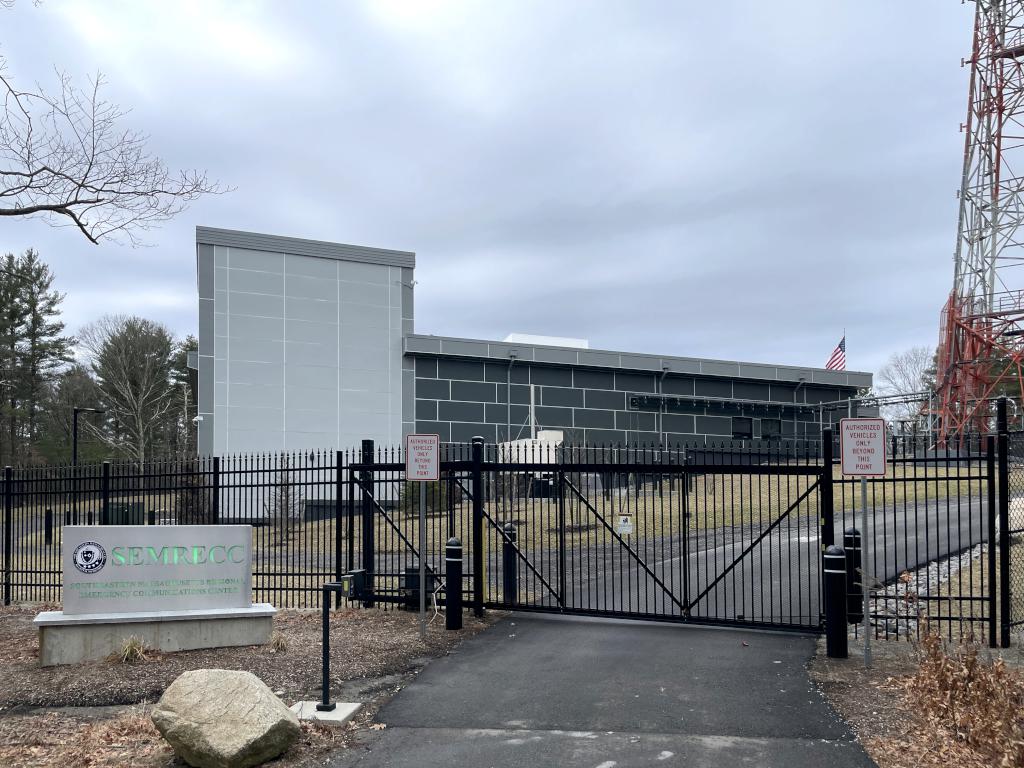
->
196, 227, 414, 455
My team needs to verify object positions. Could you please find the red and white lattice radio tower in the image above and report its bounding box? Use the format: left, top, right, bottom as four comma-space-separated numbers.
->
937, 1, 1024, 440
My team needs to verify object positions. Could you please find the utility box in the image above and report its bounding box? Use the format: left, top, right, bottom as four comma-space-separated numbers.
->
344, 569, 368, 601
108, 502, 145, 526
401, 564, 436, 608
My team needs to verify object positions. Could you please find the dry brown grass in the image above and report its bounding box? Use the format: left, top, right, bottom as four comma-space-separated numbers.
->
902, 632, 1024, 767
109, 635, 150, 664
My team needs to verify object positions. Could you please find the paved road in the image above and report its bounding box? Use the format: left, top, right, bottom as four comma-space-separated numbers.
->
331, 614, 874, 768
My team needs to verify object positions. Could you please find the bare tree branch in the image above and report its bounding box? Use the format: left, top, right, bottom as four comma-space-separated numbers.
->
0, 62, 225, 245
877, 346, 936, 425
78, 314, 176, 463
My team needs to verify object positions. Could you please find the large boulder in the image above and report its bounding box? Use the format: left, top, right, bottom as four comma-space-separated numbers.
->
152, 669, 300, 768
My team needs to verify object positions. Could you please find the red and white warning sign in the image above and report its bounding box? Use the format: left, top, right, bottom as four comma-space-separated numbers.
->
405, 433, 440, 481
839, 418, 887, 477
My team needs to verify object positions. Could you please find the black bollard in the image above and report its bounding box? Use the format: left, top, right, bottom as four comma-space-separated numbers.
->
445, 537, 463, 630
148, 508, 156, 527
843, 528, 863, 623
502, 522, 518, 605
824, 545, 849, 658
317, 582, 339, 712
44, 509, 53, 546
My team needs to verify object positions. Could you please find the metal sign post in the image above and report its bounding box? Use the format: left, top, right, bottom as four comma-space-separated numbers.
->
860, 475, 870, 667
840, 417, 886, 668
405, 434, 440, 642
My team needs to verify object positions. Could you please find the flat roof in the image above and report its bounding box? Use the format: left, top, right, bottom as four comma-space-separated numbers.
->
196, 226, 415, 269
405, 333, 872, 389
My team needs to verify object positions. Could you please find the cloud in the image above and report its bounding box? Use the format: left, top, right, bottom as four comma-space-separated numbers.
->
0, 0, 977, 376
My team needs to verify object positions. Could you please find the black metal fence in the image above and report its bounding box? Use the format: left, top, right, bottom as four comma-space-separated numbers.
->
1, 452, 353, 608
1, 425, 1014, 645
341, 434, 1000, 641
0, 428, 1007, 651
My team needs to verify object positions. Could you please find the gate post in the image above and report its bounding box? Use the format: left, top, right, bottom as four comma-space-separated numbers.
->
998, 397, 1011, 648
557, 470, 566, 609
360, 439, 375, 608
987, 434, 998, 648
503, 522, 518, 604
334, 450, 344, 607
445, 536, 463, 630
824, 545, 849, 658
3, 466, 12, 606
471, 437, 484, 617
821, 428, 835, 547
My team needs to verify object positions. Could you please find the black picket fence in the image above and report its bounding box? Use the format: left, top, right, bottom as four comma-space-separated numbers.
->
1, 424, 1017, 645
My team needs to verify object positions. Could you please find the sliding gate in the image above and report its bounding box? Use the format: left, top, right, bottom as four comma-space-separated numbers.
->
348, 441, 828, 633
479, 453, 825, 631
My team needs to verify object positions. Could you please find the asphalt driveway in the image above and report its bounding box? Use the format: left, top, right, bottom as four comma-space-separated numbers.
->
333, 614, 875, 767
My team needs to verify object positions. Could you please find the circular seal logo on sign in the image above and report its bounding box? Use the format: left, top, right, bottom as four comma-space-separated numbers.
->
72, 541, 107, 574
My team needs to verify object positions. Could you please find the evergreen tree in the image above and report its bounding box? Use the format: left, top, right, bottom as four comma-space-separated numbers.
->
0, 249, 73, 465
17, 250, 74, 451
0, 252, 28, 464
34, 365, 106, 464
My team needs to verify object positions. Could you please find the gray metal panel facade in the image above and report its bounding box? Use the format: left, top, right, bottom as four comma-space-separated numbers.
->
196, 227, 415, 269
196, 230, 412, 455
409, 356, 861, 446
196, 229, 872, 454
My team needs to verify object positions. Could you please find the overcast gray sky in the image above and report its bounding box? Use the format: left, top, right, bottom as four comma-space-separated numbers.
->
2, 1, 973, 375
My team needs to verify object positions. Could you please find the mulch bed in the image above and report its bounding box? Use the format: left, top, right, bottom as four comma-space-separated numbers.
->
0, 604, 498, 766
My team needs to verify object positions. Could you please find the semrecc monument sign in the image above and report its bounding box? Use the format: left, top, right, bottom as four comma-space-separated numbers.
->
35, 525, 275, 666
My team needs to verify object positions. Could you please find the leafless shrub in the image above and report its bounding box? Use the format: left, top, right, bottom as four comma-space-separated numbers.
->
907, 631, 1024, 766
266, 457, 303, 547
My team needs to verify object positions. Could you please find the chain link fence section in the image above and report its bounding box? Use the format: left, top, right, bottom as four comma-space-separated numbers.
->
1006, 431, 1024, 629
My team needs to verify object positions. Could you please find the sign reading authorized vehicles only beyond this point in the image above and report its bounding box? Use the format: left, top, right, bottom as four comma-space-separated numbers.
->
406, 433, 440, 481
839, 418, 887, 477
62, 525, 253, 615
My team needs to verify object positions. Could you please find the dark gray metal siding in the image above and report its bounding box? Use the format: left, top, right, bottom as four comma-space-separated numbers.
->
411, 356, 859, 446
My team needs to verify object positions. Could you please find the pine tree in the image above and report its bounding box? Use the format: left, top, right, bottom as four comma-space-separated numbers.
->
0, 250, 72, 465
17, 250, 74, 456
0, 252, 28, 464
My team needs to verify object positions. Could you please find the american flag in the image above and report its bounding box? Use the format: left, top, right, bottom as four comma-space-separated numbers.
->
826, 336, 846, 371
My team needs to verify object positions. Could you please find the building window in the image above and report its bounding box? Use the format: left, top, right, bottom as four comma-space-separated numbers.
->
731, 417, 753, 440
761, 418, 782, 439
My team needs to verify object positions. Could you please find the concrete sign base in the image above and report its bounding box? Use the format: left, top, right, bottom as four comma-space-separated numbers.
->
290, 700, 362, 725
34, 604, 275, 666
